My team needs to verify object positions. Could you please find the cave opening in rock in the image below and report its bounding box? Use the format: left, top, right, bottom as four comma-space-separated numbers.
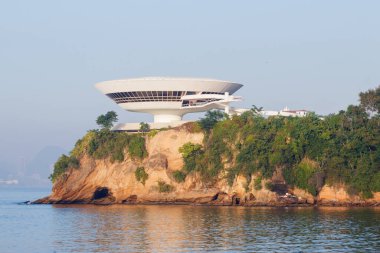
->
234, 197, 240, 205
271, 183, 288, 195
212, 193, 219, 201
93, 187, 109, 200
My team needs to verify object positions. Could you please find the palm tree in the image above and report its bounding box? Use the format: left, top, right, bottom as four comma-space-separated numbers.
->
251, 105, 263, 115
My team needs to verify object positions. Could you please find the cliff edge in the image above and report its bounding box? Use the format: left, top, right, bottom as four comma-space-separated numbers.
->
34, 126, 380, 206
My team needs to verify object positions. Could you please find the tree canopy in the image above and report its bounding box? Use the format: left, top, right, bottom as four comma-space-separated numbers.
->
359, 85, 380, 115
199, 110, 226, 131
139, 122, 150, 133
96, 111, 118, 129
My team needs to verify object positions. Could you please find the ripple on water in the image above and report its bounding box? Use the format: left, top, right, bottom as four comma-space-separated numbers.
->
0, 191, 380, 253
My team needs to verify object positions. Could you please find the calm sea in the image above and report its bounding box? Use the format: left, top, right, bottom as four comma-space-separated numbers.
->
0, 187, 379, 253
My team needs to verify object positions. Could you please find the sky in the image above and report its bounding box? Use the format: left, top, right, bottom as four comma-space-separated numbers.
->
0, 1, 379, 185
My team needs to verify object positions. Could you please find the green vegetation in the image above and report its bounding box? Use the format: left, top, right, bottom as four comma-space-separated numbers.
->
50, 129, 147, 182
177, 86, 380, 198
87, 130, 129, 162
49, 154, 79, 182
179, 122, 203, 133
49, 128, 147, 181
96, 111, 118, 129
199, 110, 227, 132
139, 122, 150, 133
172, 170, 187, 182
157, 180, 174, 193
283, 159, 321, 196
50, 111, 149, 182
85, 130, 147, 161
178, 142, 203, 173
127, 135, 148, 159
265, 181, 274, 191
135, 167, 149, 185
254, 176, 262, 190
147, 129, 159, 138
359, 86, 380, 114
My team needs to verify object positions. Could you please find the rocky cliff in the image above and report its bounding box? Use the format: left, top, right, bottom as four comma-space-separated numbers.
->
34, 127, 380, 206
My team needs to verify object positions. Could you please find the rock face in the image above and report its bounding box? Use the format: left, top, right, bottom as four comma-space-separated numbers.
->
34, 128, 380, 207
317, 185, 380, 206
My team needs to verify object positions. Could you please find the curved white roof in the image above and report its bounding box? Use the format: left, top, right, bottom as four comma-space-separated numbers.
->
95, 77, 243, 94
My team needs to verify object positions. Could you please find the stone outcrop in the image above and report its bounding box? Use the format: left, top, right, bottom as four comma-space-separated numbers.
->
34, 127, 380, 207
317, 185, 380, 206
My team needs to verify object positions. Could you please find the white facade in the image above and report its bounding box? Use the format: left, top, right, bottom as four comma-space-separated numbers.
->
234, 107, 310, 117
277, 106, 309, 117
260, 106, 309, 117
95, 77, 243, 123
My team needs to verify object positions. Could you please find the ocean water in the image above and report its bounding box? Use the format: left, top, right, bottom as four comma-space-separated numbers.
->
0, 188, 379, 253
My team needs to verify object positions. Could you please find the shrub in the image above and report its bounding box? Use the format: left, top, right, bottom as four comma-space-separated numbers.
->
147, 129, 159, 138
179, 142, 203, 158
139, 122, 150, 133
72, 130, 147, 162
172, 170, 187, 183
199, 110, 226, 131
135, 167, 149, 185
179, 122, 203, 133
284, 159, 319, 196
157, 180, 174, 193
96, 111, 118, 129
254, 176, 262, 190
179, 142, 203, 173
71, 130, 97, 157
265, 181, 274, 191
49, 155, 79, 182
128, 135, 147, 159
226, 167, 240, 186
361, 190, 374, 199
372, 172, 380, 192
88, 130, 129, 162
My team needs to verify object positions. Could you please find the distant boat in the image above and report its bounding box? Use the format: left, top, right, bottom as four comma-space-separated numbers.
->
0, 179, 19, 185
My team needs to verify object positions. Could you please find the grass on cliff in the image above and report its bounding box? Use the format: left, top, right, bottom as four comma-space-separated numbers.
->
172, 170, 187, 183
254, 176, 262, 190
135, 167, 149, 185
50, 129, 148, 182
72, 129, 148, 162
283, 159, 323, 196
49, 154, 79, 182
157, 180, 174, 193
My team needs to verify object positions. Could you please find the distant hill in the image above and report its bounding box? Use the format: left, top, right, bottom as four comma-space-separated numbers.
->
0, 146, 68, 187
0, 160, 17, 181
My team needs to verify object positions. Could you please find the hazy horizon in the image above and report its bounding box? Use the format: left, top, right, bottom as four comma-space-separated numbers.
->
1, 1, 379, 186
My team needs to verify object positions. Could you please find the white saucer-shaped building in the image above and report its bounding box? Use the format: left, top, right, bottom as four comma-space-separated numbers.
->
95, 77, 243, 130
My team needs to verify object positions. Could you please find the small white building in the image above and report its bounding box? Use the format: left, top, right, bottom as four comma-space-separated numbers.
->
233, 107, 310, 118
262, 106, 309, 117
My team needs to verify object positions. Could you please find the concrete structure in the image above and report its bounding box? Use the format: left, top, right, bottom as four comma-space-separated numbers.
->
96, 77, 311, 131
235, 106, 310, 118
96, 77, 243, 131
262, 106, 309, 117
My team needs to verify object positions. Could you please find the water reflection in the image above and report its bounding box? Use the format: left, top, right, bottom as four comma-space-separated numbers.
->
47, 205, 380, 252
